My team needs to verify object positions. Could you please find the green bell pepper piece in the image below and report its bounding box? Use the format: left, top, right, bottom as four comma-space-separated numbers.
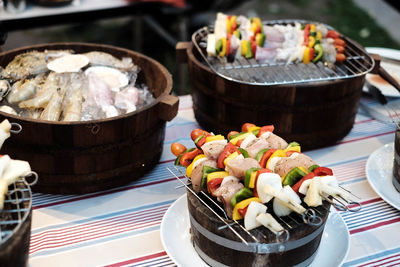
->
174, 148, 194, 166
194, 135, 205, 148
256, 33, 266, 47
244, 167, 260, 188
312, 44, 324, 63
282, 167, 307, 187
215, 39, 223, 54
255, 149, 269, 162
231, 187, 254, 208
238, 148, 249, 158
228, 132, 246, 141
308, 164, 320, 173
287, 141, 300, 148
251, 128, 260, 137
245, 41, 253, 59
201, 166, 221, 189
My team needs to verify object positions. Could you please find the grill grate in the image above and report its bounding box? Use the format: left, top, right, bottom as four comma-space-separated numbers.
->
0, 175, 36, 245
193, 20, 374, 86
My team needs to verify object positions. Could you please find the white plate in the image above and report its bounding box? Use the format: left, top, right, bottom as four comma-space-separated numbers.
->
160, 194, 350, 267
364, 47, 400, 97
366, 143, 400, 210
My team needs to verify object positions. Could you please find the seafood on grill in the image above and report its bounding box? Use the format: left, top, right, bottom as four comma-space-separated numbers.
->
171, 122, 358, 233
0, 49, 155, 121
206, 13, 347, 65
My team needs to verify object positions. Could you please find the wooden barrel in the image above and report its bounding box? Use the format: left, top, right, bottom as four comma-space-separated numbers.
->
177, 42, 366, 150
0, 182, 32, 267
0, 43, 178, 194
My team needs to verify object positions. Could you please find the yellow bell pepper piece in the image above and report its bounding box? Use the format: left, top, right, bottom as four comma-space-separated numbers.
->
224, 151, 240, 166
266, 149, 287, 169
230, 132, 252, 145
219, 37, 227, 57
308, 36, 316, 48
186, 154, 206, 177
226, 18, 232, 35
207, 171, 229, 183
205, 134, 225, 143
247, 126, 260, 133
298, 166, 308, 174
232, 197, 261, 220
284, 146, 301, 153
316, 31, 322, 40
303, 47, 311, 64
241, 40, 248, 56
310, 24, 316, 31
248, 171, 258, 188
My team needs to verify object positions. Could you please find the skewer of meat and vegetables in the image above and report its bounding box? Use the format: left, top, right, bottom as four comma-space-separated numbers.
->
206, 12, 347, 65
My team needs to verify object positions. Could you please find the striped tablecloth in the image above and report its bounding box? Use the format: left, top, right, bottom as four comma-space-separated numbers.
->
29, 94, 400, 267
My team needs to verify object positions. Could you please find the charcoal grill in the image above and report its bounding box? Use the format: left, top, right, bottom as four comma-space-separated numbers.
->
176, 20, 391, 149
0, 173, 37, 267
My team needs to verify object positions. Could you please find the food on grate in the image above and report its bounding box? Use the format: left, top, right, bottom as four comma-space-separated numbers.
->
0, 50, 155, 121
207, 13, 347, 64
0, 119, 11, 150
172, 123, 356, 266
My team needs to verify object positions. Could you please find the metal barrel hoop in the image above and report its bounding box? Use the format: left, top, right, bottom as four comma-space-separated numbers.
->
22, 171, 39, 187
302, 208, 322, 226
10, 122, 22, 134
276, 229, 290, 244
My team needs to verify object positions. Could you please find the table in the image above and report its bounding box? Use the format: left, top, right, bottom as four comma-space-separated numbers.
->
0, 0, 185, 31
28, 94, 400, 266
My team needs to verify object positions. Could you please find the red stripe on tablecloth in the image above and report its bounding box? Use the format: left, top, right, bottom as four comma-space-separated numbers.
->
30, 220, 161, 254
103, 251, 168, 267
350, 217, 400, 235
33, 176, 184, 209
354, 118, 375, 124
339, 131, 395, 144
358, 253, 400, 267
30, 206, 168, 245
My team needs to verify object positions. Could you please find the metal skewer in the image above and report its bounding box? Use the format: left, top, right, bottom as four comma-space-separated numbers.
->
167, 167, 250, 245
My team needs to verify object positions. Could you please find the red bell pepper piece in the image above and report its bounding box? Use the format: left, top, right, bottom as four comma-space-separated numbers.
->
179, 148, 202, 167
292, 172, 315, 193
286, 150, 297, 157
208, 177, 224, 197
236, 138, 244, 147
259, 149, 276, 168
197, 133, 212, 148
313, 166, 333, 176
238, 206, 249, 217
257, 125, 274, 137
309, 47, 314, 61
217, 142, 239, 169
251, 41, 257, 58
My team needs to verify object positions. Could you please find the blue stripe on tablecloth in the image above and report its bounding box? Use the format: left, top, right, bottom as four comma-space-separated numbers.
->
342, 246, 400, 267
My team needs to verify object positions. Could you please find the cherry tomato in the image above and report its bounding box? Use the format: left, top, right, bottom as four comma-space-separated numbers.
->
191, 128, 206, 141
241, 123, 256, 132
335, 45, 345, 53
326, 30, 340, 39
170, 142, 186, 157
257, 125, 274, 137
227, 131, 239, 139
336, 53, 346, 62
334, 38, 346, 47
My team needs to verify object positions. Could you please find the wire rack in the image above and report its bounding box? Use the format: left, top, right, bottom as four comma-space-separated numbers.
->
192, 19, 375, 86
0, 174, 37, 246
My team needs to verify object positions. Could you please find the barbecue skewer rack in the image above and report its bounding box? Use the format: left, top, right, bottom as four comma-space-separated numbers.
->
192, 19, 375, 86
167, 166, 361, 247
